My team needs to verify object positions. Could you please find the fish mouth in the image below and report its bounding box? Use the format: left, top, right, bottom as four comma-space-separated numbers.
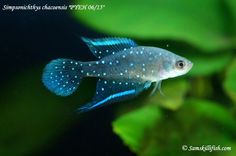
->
187, 61, 193, 71
189, 61, 193, 68
185, 61, 193, 72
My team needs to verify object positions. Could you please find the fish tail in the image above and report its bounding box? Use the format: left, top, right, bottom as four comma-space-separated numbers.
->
42, 58, 86, 96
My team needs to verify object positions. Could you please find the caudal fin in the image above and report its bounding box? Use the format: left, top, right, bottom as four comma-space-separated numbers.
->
42, 59, 84, 96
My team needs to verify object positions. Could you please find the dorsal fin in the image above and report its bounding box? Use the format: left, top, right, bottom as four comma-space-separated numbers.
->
81, 37, 138, 59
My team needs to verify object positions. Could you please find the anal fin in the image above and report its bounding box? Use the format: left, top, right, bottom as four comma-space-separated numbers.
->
77, 79, 151, 112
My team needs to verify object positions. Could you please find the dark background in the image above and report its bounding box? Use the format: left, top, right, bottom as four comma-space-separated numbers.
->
0, 1, 135, 155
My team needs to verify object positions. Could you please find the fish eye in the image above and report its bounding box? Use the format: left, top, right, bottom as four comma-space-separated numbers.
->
176, 60, 185, 69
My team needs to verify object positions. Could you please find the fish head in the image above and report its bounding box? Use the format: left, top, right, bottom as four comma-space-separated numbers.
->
159, 52, 193, 80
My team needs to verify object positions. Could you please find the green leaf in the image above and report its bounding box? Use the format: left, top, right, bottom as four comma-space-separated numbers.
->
225, 0, 236, 35
0, 68, 76, 156
73, 0, 232, 51
185, 51, 232, 76
113, 98, 236, 156
148, 79, 189, 110
112, 105, 162, 152
224, 59, 236, 104
180, 98, 236, 132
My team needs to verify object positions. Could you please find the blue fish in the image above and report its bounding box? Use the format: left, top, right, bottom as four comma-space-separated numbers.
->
42, 37, 193, 112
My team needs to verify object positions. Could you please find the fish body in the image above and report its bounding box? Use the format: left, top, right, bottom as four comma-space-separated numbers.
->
42, 37, 193, 112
